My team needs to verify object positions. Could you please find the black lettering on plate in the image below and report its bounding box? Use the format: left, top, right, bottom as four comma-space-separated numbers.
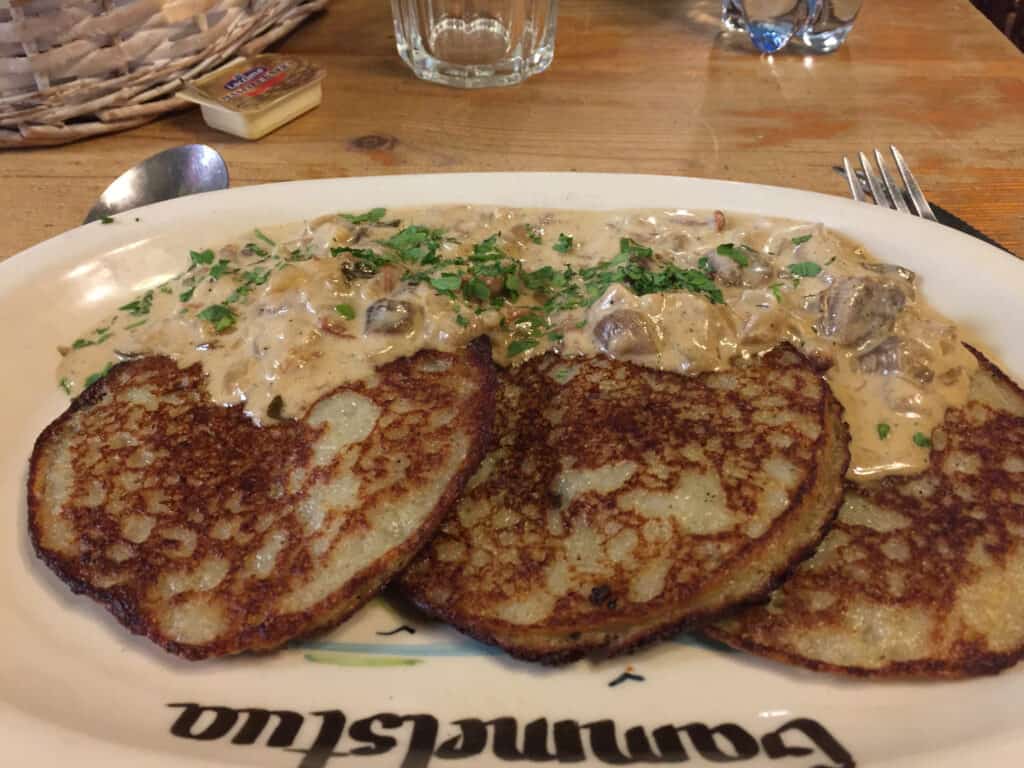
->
435, 718, 488, 759
167, 702, 856, 767
761, 718, 855, 768
290, 710, 347, 768
232, 709, 304, 747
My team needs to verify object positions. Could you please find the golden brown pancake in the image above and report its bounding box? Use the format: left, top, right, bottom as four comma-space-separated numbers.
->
28, 341, 495, 659
398, 345, 849, 663
709, 347, 1024, 678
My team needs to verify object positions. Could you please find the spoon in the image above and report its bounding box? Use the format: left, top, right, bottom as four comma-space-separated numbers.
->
83, 144, 229, 225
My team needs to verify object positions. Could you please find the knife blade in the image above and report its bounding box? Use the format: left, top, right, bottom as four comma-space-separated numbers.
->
830, 166, 1014, 255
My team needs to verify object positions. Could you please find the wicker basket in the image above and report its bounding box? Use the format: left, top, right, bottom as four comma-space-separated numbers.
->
972, 0, 1024, 51
0, 0, 328, 148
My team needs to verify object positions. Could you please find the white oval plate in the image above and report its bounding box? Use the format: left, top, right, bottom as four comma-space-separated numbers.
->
2, 173, 1023, 768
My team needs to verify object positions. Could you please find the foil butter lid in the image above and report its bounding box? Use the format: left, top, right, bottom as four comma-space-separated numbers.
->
179, 54, 326, 139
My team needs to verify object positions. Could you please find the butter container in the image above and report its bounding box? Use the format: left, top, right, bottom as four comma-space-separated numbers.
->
179, 54, 325, 140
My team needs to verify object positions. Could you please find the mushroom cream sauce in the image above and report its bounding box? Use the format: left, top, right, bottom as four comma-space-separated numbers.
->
58, 206, 977, 480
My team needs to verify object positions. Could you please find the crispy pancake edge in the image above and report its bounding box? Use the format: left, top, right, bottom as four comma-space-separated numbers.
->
27, 338, 497, 659
400, 345, 850, 664
705, 345, 1024, 679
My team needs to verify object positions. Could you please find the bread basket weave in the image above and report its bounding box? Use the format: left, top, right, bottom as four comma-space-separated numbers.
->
0, 0, 328, 148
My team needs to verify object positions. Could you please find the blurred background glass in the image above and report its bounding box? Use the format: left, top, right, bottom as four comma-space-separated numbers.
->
729, 0, 861, 54
801, 0, 864, 52
738, 0, 810, 53
391, 0, 558, 88
722, 0, 746, 31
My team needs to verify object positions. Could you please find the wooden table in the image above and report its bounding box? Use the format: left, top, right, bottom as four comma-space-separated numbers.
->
2, 0, 1022, 259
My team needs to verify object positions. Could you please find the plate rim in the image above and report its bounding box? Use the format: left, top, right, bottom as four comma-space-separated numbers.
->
3, 171, 1024, 768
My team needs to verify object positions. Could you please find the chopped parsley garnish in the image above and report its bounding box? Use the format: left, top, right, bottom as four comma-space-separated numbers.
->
769, 283, 783, 303
59, 377, 72, 395
334, 304, 356, 320
525, 225, 543, 244
286, 247, 313, 263
507, 339, 539, 357
100, 216, 114, 224
254, 229, 276, 246
551, 368, 573, 384
244, 243, 271, 260
125, 319, 147, 330
197, 304, 237, 332
788, 261, 823, 278
463, 277, 491, 302
576, 238, 724, 306
84, 363, 113, 388
913, 431, 932, 448
341, 208, 387, 225
242, 268, 271, 286
619, 238, 653, 260
430, 274, 462, 293
877, 423, 891, 440
520, 266, 563, 292
381, 225, 446, 264
716, 243, 753, 267
226, 268, 272, 304
553, 233, 574, 253
209, 259, 235, 281
158, 283, 173, 295
119, 290, 153, 317
179, 286, 196, 303
471, 234, 504, 262
455, 313, 469, 327
792, 234, 813, 246
189, 249, 215, 267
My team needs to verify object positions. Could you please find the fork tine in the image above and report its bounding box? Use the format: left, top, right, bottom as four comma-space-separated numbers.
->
843, 156, 866, 202
858, 151, 891, 209
890, 146, 937, 222
873, 148, 910, 214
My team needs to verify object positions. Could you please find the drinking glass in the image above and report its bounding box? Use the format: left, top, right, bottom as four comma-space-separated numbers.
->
738, 0, 810, 53
390, 0, 558, 88
721, 0, 746, 31
800, 0, 863, 53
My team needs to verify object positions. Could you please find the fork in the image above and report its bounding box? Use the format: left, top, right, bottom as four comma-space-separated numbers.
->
842, 146, 937, 222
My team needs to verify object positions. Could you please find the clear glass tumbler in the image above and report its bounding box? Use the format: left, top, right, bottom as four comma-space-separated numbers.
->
391, 0, 558, 88
739, 0, 810, 53
800, 0, 863, 53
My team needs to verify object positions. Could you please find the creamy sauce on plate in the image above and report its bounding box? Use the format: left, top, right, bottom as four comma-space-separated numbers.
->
58, 206, 977, 479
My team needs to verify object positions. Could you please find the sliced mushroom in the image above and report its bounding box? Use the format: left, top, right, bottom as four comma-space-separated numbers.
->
862, 261, 916, 286
593, 309, 658, 357
857, 335, 934, 383
817, 277, 907, 348
365, 299, 418, 335
342, 260, 377, 280
706, 251, 742, 286
218, 244, 239, 260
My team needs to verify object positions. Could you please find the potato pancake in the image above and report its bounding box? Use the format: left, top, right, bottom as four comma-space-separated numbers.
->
399, 345, 849, 662
709, 348, 1024, 677
28, 341, 495, 659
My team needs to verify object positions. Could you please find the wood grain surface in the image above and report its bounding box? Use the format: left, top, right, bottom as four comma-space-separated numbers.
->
1, 0, 1022, 259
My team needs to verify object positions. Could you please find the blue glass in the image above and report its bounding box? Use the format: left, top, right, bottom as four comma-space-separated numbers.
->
738, 0, 809, 54
800, 0, 863, 53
